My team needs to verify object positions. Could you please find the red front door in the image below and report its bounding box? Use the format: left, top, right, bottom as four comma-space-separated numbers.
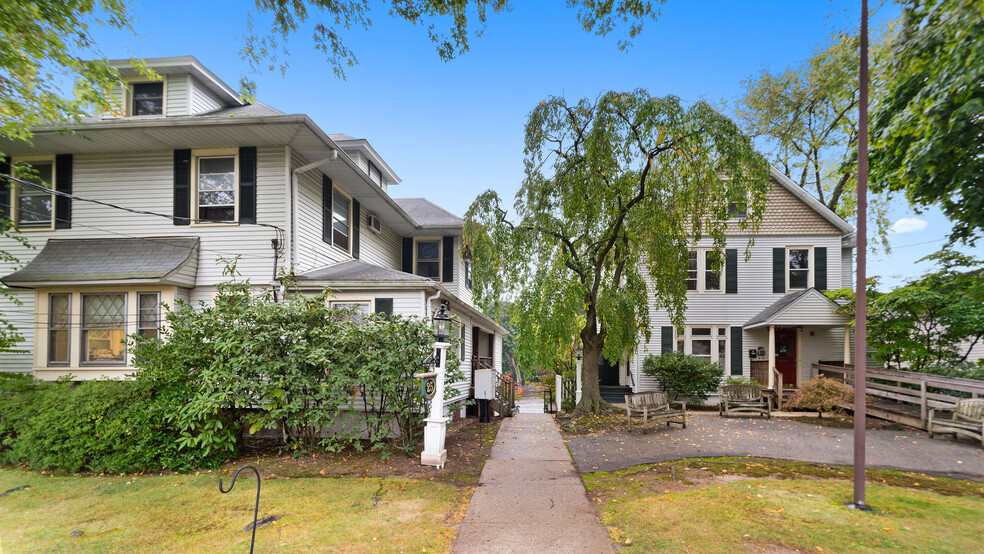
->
774, 327, 797, 388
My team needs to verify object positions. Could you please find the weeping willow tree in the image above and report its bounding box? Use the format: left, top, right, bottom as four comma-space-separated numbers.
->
464, 90, 769, 413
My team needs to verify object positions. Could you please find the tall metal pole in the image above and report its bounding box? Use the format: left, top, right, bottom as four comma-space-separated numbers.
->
852, 0, 870, 510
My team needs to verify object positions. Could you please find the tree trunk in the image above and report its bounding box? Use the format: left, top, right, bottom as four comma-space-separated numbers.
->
574, 306, 614, 414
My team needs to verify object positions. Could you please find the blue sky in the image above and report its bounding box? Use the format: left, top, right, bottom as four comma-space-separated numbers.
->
90, 0, 981, 288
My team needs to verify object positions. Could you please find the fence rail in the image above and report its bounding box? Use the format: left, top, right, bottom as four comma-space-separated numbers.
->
813, 363, 984, 429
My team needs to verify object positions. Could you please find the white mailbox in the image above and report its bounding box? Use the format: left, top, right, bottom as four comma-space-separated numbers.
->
474, 370, 495, 400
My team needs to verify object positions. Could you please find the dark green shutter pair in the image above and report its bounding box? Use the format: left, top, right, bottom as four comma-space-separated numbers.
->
400, 236, 454, 283
319, 174, 361, 258
772, 247, 827, 292
173, 147, 257, 225
0, 155, 73, 227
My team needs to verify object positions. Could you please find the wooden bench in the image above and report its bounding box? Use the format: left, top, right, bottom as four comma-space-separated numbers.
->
928, 398, 984, 447
624, 392, 686, 434
719, 384, 771, 419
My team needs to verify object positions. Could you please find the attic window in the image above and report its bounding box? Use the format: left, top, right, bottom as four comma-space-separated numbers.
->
367, 161, 382, 187
132, 82, 164, 116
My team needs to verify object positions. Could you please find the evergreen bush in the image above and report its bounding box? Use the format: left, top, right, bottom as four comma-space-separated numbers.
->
641, 352, 724, 404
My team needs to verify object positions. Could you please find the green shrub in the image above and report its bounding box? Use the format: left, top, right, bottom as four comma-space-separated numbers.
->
725, 376, 762, 386
784, 376, 854, 417
641, 352, 724, 404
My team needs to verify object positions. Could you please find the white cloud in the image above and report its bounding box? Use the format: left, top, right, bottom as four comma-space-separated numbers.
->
890, 217, 928, 235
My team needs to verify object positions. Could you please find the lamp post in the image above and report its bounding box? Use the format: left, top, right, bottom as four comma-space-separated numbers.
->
419, 300, 451, 469
575, 345, 583, 405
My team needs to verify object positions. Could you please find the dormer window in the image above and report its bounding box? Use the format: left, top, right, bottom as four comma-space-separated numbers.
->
131, 82, 164, 116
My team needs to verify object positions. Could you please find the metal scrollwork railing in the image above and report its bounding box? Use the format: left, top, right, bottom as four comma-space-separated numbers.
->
219, 465, 261, 554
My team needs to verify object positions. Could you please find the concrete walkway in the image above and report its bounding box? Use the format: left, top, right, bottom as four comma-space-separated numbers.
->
567, 412, 984, 478
453, 403, 613, 553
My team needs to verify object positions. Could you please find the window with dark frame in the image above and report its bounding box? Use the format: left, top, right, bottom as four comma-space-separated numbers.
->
137, 293, 161, 339
81, 293, 126, 364
132, 82, 164, 116
332, 188, 350, 250
416, 240, 440, 279
17, 162, 54, 228
788, 248, 810, 290
197, 156, 236, 222
48, 294, 70, 365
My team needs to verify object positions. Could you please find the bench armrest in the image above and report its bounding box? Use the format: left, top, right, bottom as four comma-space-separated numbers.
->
673, 400, 687, 411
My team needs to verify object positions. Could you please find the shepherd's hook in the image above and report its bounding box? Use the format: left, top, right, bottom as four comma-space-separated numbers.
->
219, 465, 261, 554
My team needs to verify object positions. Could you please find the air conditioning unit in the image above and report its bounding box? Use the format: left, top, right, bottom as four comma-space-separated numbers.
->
367, 213, 382, 235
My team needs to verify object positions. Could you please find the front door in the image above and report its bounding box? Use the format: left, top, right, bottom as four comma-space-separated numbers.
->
599, 355, 619, 386
774, 327, 798, 388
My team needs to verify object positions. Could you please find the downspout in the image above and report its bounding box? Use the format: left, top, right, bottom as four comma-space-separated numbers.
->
425, 289, 441, 319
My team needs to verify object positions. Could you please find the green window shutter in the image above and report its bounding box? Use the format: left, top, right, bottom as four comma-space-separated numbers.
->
661, 326, 674, 354
352, 199, 361, 259
173, 149, 191, 225
54, 154, 72, 229
375, 298, 393, 317
0, 157, 9, 222
322, 175, 332, 244
442, 236, 454, 282
731, 326, 743, 376
772, 248, 785, 293
238, 146, 257, 224
402, 237, 413, 273
814, 247, 827, 290
725, 248, 737, 294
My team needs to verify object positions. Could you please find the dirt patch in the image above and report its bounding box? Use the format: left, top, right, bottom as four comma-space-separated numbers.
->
785, 414, 914, 431
224, 416, 501, 486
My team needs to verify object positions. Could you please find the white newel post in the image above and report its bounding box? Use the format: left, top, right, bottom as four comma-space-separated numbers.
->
420, 341, 451, 469
575, 358, 583, 404
555, 374, 563, 412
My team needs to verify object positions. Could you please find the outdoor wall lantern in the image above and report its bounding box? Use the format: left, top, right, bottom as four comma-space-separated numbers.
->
575, 345, 583, 360
433, 300, 451, 341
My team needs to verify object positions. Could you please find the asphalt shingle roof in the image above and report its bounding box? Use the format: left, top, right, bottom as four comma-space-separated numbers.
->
393, 198, 464, 228
298, 259, 431, 283
1, 237, 199, 284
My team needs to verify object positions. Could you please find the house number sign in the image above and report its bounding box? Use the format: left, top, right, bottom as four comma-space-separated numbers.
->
415, 371, 439, 401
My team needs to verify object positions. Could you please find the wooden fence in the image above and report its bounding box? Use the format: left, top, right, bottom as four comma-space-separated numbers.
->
813, 362, 984, 429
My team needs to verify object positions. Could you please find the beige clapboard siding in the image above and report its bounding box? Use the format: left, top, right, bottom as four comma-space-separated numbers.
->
189, 78, 224, 114
634, 234, 847, 391
165, 75, 190, 116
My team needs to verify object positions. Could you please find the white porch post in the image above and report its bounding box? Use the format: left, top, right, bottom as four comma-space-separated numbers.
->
575, 357, 583, 404
768, 325, 776, 390
555, 374, 563, 412
843, 325, 851, 365
420, 341, 450, 469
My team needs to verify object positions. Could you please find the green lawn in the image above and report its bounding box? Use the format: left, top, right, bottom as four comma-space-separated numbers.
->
584, 459, 984, 553
0, 469, 469, 552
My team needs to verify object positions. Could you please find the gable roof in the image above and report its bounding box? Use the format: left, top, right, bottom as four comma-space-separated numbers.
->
394, 198, 464, 234
769, 167, 854, 234
106, 56, 245, 107
1, 237, 199, 287
745, 288, 849, 329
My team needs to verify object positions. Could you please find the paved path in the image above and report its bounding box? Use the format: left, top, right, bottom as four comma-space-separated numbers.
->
453, 410, 613, 553
567, 412, 984, 478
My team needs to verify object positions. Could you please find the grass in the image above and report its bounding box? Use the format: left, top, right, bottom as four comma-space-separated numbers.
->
583, 458, 984, 552
0, 468, 470, 552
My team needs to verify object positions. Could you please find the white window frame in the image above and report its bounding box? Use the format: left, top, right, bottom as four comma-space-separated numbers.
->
192, 148, 238, 225
674, 325, 730, 368
413, 237, 442, 280
125, 77, 168, 117
786, 246, 814, 292
137, 292, 162, 340
331, 185, 353, 253
687, 248, 726, 294
11, 157, 56, 231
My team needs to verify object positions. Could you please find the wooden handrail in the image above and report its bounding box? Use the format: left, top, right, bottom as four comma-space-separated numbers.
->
771, 366, 783, 411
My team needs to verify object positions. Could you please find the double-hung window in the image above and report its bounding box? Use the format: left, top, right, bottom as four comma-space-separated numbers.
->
787, 248, 810, 290
676, 326, 729, 367
685, 251, 698, 291
197, 156, 237, 222
15, 161, 54, 229
416, 240, 441, 279
48, 294, 70, 365
131, 82, 164, 116
686, 249, 725, 293
332, 188, 351, 251
704, 251, 722, 292
81, 293, 126, 364
137, 293, 161, 339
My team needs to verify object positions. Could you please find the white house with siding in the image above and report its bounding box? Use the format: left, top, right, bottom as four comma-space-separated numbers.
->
0, 56, 504, 412
613, 168, 855, 402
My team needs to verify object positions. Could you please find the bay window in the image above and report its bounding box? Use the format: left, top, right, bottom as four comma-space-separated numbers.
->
48, 294, 70, 365
82, 293, 126, 364
138, 293, 161, 339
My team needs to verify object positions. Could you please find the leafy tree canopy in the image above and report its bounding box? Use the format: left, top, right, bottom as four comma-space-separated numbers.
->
464, 90, 769, 412
735, 26, 895, 246
870, 0, 984, 245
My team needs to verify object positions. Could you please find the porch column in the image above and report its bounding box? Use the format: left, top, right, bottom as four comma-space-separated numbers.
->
768, 325, 776, 389
843, 325, 851, 365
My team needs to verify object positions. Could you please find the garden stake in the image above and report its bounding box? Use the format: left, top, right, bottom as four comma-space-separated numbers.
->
219, 465, 261, 553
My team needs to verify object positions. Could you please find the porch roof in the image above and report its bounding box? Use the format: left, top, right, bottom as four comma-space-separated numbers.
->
297, 259, 430, 283
1, 237, 199, 288
745, 288, 849, 329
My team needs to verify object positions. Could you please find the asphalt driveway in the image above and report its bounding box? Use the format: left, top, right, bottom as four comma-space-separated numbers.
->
566, 412, 984, 479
